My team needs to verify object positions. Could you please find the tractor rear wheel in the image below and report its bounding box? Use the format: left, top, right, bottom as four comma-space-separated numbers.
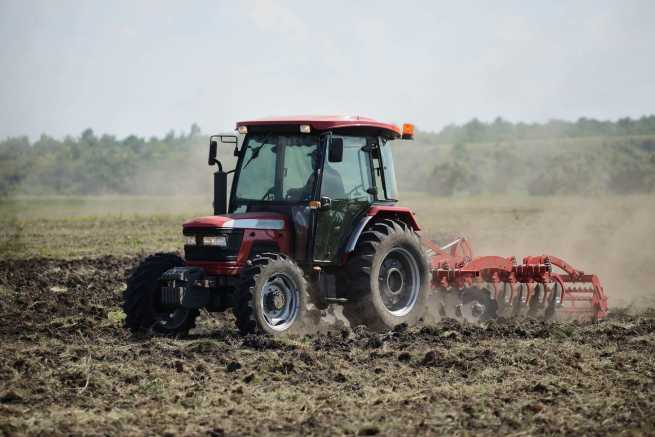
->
344, 219, 430, 331
234, 253, 310, 336
123, 253, 199, 335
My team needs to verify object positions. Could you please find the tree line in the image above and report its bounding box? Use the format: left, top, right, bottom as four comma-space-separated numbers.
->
417, 115, 655, 145
1, 117, 655, 196
0, 124, 205, 196
417, 137, 655, 196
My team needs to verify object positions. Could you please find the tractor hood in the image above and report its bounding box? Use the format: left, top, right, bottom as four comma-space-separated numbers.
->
183, 212, 288, 230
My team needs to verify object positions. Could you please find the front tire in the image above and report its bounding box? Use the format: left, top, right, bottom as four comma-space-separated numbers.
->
344, 219, 430, 331
234, 253, 310, 336
123, 253, 199, 335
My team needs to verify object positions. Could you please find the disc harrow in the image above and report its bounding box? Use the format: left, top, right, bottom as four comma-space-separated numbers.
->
423, 238, 608, 323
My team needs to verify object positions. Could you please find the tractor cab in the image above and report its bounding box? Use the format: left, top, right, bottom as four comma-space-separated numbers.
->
193, 116, 416, 271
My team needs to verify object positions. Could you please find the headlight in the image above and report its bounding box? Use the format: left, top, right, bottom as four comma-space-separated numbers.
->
202, 235, 227, 247
184, 236, 196, 245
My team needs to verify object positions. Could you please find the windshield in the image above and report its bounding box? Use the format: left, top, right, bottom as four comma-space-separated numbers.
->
234, 134, 320, 203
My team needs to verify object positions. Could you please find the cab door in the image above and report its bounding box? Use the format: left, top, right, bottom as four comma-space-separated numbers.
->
313, 135, 373, 263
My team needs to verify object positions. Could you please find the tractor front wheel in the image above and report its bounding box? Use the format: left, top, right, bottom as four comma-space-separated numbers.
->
123, 253, 199, 335
234, 253, 310, 336
344, 219, 430, 331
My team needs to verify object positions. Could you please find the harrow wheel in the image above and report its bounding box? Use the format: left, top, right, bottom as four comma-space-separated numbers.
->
459, 287, 496, 322
344, 219, 430, 331
123, 253, 199, 335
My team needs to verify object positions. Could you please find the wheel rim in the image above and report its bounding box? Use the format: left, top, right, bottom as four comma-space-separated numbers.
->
378, 247, 420, 317
259, 273, 300, 332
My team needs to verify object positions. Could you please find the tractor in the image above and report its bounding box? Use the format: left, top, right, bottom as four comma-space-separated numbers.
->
123, 115, 608, 336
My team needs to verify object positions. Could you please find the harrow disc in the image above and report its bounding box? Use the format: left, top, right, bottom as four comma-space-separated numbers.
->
436, 286, 462, 320
460, 287, 495, 322
496, 280, 524, 318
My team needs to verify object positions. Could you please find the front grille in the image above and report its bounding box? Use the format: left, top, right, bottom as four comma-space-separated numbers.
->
184, 228, 244, 262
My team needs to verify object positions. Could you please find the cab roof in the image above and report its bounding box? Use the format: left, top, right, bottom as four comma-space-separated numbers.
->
235, 115, 401, 138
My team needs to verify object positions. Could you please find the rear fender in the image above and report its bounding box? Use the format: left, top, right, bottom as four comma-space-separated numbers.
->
343, 206, 421, 255
366, 206, 421, 230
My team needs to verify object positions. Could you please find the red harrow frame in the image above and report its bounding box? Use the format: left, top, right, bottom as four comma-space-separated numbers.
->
423, 238, 608, 322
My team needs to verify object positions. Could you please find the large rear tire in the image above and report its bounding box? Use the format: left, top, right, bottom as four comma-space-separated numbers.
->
234, 253, 311, 336
344, 219, 430, 331
123, 253, 198, 335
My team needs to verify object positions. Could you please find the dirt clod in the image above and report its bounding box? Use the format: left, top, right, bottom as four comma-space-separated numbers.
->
226, 361, 241, 372
421, 350, 443, 366
398, 352, 412, 362
358, 425, 380, 435
0, 390, 22, 404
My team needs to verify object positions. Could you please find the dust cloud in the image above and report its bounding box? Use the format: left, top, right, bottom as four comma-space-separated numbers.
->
408, 194, 655, 309
129, 137, 237, 201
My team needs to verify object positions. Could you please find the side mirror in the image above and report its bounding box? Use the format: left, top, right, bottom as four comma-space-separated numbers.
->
220, 135, 238, 157
209, 134, 239, 165
208, 139, 218, 166
328, 137, 343, 163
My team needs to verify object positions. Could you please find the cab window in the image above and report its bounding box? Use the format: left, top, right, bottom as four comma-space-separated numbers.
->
370, 137, 398, 201
321, 136, 373, 202
380, 139, 398, 200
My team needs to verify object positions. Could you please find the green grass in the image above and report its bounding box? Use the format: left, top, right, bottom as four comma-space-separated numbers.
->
0, 196, 211, 259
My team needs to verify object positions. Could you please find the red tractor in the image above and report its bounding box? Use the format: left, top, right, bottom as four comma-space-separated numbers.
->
123, 115, 608, 336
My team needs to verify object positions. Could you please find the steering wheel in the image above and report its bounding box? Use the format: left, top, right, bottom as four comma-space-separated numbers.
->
261, 187, 276, 200
346, 184, 366, 198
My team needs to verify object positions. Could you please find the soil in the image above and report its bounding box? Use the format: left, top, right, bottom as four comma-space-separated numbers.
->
1, 256, 654, 435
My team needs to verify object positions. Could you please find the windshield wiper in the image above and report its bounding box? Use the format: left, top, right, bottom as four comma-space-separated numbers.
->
242, 145, 262, 170
242, 134, 273, 170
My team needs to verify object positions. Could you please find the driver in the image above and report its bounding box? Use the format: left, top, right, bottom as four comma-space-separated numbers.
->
287, 149, 345, 200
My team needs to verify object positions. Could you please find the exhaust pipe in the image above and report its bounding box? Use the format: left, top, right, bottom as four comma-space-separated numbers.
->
213, 170, 227, 215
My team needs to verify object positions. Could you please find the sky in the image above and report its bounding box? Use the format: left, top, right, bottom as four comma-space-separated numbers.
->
1, 0, 654, 140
